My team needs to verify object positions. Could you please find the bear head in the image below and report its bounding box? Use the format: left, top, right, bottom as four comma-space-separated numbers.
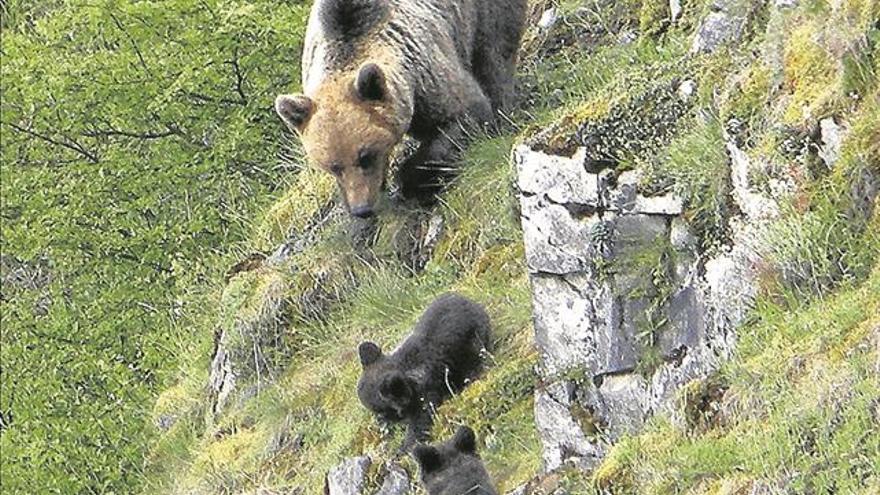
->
412, 426, 498, 495
275, 63, 401, 218
356, 341, 419, 422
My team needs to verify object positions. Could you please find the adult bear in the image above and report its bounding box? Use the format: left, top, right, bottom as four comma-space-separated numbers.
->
275, 0, 527, 217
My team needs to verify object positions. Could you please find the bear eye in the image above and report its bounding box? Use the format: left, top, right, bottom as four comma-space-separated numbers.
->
357, 149, 377, 170
329, 164, 344, 177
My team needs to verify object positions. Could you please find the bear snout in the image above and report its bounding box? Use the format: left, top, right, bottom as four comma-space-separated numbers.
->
349, 204, 375, 218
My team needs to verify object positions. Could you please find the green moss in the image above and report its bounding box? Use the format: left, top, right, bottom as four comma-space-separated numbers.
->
592, 436, 640, 492
782, 21, 838, 125
723, 62, 774, 128
570, 402, 604, 437
187, 428, 262, 492
524, 29, 690, 136
254, 167, 337, 251
677, 376, 729, 435
639, 0, 671, 38
538, 95, 615, 154
642, 117, 732, 250
153, 384, 187, 419
763, 100, 879, 298
220, 267, 287, 326
840, 36, 877, 100
844, 89, 880, 166
593, 264, 880, 494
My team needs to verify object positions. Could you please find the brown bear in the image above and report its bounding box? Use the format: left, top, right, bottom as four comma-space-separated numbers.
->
356, 293, 491, 449
275, 0, 527, 217
412, 426, 498, 495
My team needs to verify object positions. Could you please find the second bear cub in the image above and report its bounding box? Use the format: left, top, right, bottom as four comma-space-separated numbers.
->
412, 426, 498, 495
357, 293, 491, 447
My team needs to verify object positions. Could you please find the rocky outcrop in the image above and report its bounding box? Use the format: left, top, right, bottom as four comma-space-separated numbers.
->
511, 0, 880, 473
208, 204, 356, 417
325, 457, 410, 495
326, 457, 372, 495
515, 118, 800, 469
690, 0, 760, 54
518, 91, 878, 471
208, 265, 289, 417
529, 79, 696, 164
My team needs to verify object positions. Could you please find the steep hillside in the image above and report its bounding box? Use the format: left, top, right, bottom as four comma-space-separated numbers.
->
145, 0, 878, 493
2, 0, 877, 494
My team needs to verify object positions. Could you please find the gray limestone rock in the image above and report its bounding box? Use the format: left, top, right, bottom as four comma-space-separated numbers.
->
515, 139, 766, 473
727, 140, 780, 221
534, 382, 605, 471
376, 463, 410, 495
670, 0, 683, 21
531, 273, 607, 375
326, 457, 371, 495
818, 117, 845, 169
324, 458, 410, 495
516, 146, 600, 206
690, 0, 756, 54
519, 194, 599, 275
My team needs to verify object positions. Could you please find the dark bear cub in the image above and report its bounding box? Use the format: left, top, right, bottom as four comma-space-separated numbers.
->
356, 293, 491, 448
412, 426, 498, 495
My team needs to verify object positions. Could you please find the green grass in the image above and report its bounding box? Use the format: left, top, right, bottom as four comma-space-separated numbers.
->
763, 94, 880, 299
144, 131, 541, 494
4, 0, 878, 493
591, 263, 880, 494
640, 116, 733, 250
142, 7, 711, 491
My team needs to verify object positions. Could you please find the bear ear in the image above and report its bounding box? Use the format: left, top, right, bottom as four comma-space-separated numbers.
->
275, 94, 314, 131
452, 425, 476, 454
355, 63, 386, 101
379, 374, 409, 399
358, 342, 382, 367
412, 445, 442, 473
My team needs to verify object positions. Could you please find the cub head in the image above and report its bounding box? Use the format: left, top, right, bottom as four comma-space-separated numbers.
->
412, 426, 498, 495
356, 341, 418, 422
275, 63, 402, 218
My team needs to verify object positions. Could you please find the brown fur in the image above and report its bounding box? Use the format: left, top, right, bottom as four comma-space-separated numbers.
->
276, 0, 527, 217
296, 74, 400, 210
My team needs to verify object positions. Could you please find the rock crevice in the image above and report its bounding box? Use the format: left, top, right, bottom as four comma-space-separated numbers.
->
516, 142, 759, 471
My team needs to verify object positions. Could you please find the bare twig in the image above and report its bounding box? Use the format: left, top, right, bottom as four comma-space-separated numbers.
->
81, 126, 179, 140
2, 121, 100, 163
227, 48, 249, 105
108, 11, 152, 76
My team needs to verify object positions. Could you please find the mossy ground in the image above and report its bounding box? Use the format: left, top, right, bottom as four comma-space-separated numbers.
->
587, 262, 879, 495
145, 0, 878, 494
146, 133, 541, 494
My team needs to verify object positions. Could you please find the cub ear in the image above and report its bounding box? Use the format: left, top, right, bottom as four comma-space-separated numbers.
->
355, 63, 386, 101
358, 342, 382, 367
452, 425, 476, 454
275, 94, 314, 131
412, 445, 442, 472
380, 374, 409, 399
